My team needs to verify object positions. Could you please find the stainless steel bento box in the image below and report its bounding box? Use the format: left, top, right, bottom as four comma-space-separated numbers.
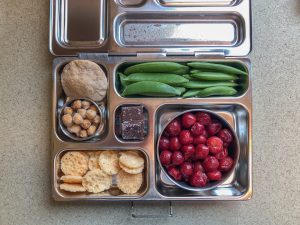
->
50, 0, 252, 201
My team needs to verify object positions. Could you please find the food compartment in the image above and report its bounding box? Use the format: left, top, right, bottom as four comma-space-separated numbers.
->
157, 0, 242, 7
53, 149, 149, 200
155, 104, 251, 199
114, 104, 149, 142
54, 59, 109, 142
56, 0, 106, 48
115, 60, 249, 98
114, 13, 245, 47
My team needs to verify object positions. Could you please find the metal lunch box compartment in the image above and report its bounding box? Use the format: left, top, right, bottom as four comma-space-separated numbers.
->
52, 148, 150, 201
50, 0, 253, 201
155, 104, 251, 199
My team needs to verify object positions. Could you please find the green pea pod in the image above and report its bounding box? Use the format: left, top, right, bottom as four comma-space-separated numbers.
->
197, 86, 237, 97
190, 70, 203, 74
123, 73, 188, 85
187, 62, 247, 76
121, 81, 181, 97
182, 74, 196, 80
174, 87, 186, 95
118, 72, 130, 91
182, 81, 238, 89
190, 72, 238, 81
182, 89, 203, 98
172, 67, 190, 75
124, 62, 188, 75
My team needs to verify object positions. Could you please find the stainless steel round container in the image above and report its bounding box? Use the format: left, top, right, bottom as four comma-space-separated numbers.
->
156, 109, 240, 192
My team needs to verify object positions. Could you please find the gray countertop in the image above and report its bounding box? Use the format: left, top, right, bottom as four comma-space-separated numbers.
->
0, 0, 299, 224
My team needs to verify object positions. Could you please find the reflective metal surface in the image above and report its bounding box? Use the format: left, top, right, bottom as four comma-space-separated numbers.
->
49, 0, 251, 56
51, 57, 252, 201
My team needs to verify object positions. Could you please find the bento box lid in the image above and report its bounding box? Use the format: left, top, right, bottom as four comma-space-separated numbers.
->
49, 0, 251, 57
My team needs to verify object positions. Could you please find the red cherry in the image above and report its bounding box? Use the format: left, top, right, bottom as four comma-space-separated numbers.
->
181, 144, 195, 160
219, 156, 234, 172
159, 137, 170, 150
189, 171, 208, 187
167, 166, 182, 181
207, 171, 222, 181
194, 144, 209, 160
218, 129, 233, 144
193, 161, 205, 173
179, 130, 194, 145
207, 136, 223, 154
159, 150, 172, 166
181, 112, 196, 129
214, 148, 228, 160
203, 156, 219, 172
171, 151, 184, 165
169, 137, 181, 151
195, 112, 212, 125
165, 119, 181, 137
193, 135, 207, 145
190, 122, 205, 137
207, 121, 222, 136
202, 129, 209, 138
180, 162, 194, 178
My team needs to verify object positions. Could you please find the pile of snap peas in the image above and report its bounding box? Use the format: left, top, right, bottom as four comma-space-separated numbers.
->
118, 62, 247, 98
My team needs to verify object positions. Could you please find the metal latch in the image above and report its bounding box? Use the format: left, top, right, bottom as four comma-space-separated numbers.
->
194, 50, 226, 58
136, 52, 167, 58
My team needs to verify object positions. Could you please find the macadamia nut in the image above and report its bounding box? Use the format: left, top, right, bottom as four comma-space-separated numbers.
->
72, 100, 82, 110
81, 101, 91, 109
87, 125, 97, 136
67, 125, 81, 135
77, 108, 87, 119
86, 109, 97, 120
62, 114, 73, 127
79, 130, 88, 138
63, 107, 73, 115
73, 113, 83, 125
93, 115, 101, 125
81, 119, 91, 130
89, 105, 98, 112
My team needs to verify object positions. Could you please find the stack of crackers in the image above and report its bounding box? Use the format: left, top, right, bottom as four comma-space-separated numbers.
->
59, 150, 144, 195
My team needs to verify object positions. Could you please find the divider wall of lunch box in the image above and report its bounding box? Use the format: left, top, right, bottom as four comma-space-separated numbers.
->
51, 57, 252, 201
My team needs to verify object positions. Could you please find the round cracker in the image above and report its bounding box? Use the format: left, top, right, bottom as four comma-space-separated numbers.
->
116, 170, 143, 194
60, 183, 86, 192
82, 169, 112, 193
88, 151, 102, 170
99, 151, 120, 175
61, 151, 89, 176
119, 151, 144, 169
60, 175, 82, 184
119, 162, 144, 174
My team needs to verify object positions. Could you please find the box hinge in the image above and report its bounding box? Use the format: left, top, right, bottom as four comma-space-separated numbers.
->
136, 52, 167, 58
194, 50, 226, 58
78, 53, 109, 60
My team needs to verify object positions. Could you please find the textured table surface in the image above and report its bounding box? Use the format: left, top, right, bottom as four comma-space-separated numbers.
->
0, 0, 299, 224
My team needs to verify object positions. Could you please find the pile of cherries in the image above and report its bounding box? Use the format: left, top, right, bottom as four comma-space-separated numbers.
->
159, 111, 235, 188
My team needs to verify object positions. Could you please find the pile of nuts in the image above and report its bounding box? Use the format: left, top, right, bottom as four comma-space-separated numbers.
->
61, 99, 101, 138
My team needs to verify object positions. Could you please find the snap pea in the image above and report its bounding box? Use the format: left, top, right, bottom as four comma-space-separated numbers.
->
174, 87, 186, 95
182, 81, 238, 89
190, 70, 202, 74
187, 62, 247, 76
172, 67, 190, 75
124, 62, 188, 75
183, 86, 237, 98
123, 73, 188, 85
182, 74, 196, 80
118, 73, 130, 91
122, 81, 181, 97
190, 72, 238, 81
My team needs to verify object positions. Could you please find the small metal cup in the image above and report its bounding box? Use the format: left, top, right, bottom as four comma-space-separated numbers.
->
58, 98, 105, 141
157, 109, 240, 192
